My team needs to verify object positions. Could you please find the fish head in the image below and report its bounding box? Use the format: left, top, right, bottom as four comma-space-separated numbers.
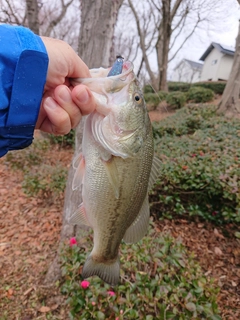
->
72, 61, 152, 158
104, 77, 150, 157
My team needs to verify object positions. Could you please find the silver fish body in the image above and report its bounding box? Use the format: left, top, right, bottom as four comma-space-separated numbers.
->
69, 62, 159, 286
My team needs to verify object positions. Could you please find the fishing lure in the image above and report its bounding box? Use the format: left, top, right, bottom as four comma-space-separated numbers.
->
107, 55, 124, 77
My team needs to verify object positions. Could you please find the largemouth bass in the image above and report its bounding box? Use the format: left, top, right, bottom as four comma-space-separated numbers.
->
69, 60, 160, 286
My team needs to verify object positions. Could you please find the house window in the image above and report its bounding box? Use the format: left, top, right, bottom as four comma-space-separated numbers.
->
211, 59, 217, 65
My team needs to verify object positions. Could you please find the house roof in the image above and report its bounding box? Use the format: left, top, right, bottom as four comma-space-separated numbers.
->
174, 58, 203, 70
199, 42, 235, 61
184, 59, 203, 69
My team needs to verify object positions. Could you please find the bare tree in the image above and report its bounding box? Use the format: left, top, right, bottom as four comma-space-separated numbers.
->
218, 15, 240, 117
0, 0, 79, 47
42, 0, 74, 37
0, 0, 26, 25
26, 0, 39, 34
127, 0, 228, 91
44, 0, 124, 284
77, 0, 123, 68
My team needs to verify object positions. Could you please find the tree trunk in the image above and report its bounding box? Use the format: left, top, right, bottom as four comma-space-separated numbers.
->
217, 20, 240, 118
78, 0, 123, 68
44, 0, 124, 284
26, 0, 39, 34
156, 0, 171, 91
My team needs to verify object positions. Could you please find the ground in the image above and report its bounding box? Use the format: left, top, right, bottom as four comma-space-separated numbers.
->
0, 106, 239, 319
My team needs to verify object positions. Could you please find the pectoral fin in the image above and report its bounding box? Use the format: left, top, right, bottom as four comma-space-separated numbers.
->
123, 196, 150, 244
102, 156, 120, 199
148, 156, 161, 191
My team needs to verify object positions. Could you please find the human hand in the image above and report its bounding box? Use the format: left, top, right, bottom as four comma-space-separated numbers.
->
35, 37, 95, 135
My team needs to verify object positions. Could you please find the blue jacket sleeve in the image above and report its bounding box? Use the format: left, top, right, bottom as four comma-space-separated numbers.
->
0, 24, 49, 157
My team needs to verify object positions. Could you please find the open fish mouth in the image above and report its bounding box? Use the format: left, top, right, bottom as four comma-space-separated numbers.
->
71, 61, 135, 94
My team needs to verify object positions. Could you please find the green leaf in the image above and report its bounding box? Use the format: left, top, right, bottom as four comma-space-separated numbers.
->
185, 302, 196, 312
234, 231, 240, 238
96, 311, 105, 319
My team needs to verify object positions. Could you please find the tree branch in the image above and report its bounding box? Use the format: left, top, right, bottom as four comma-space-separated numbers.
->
171, 6, 188, 33
128, 0, 157, 87
4, 0, 22, 25
169, 14, 187, 51
170, 0, 183, 23
169, 14, 200, 62
44, 0, 74, 37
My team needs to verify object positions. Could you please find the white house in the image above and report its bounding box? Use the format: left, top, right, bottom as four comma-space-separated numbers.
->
199, 42, 235, 81
171, 59, 203, 83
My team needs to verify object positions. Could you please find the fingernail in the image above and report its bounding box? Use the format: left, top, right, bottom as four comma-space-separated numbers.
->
76, 88, 89, 104
44, 97, 58, 109
58, 87, 72, 102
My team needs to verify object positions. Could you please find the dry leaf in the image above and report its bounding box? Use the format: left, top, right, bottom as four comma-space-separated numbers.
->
214, 247, 223, 256
39, 306, 51, 313
24, 288, 33, 296
214, 228, 224, 239
51, 304, 59, 311
7, 288, 14, 298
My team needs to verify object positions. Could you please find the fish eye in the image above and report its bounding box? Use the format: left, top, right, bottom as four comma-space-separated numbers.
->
134, 93, 142, 104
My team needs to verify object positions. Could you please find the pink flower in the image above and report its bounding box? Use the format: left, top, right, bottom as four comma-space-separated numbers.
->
116, 318, 119, 320
69, 237, 77, 246
107, 290, 115, 296
80, 280, 90, 289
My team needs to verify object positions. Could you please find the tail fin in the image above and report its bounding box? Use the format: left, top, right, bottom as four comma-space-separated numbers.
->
82, 254, 120, 286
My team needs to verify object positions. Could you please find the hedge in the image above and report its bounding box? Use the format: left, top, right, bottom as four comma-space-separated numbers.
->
187, 86, 214, 103
152, 104, 240, 224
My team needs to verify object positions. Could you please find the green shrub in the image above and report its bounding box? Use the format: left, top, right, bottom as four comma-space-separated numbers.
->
193, 81, 226, 95
158, 90, 168, 101
22, 165, 67, 199
60, 224, 220, 319
143, 84, 154, 94
168, 82, 191, 92
166, 91, 187, 109
152, 105, 240, 223
5, 139, 67, 201
144, 92, 168, 110
167, 81, 226, 95
144, 93, 161, 107
5, 139, 49, 170
187, 86, 214, 103
48, 129, 75, 147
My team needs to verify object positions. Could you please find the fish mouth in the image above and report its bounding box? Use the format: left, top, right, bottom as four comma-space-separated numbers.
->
71, 61, 135, 94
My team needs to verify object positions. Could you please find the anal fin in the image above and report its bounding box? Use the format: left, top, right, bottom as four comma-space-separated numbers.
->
123, 196, 150, 244
148, 156, 161, 191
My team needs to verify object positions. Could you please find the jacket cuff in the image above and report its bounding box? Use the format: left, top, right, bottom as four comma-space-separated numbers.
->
0, 26, 49, 157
